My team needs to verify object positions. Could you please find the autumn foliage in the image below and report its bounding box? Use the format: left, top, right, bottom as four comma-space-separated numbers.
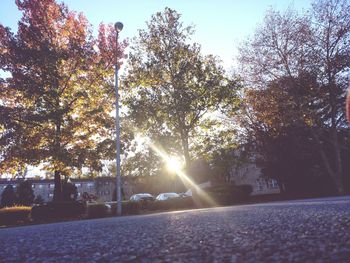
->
0, 0, 126, 199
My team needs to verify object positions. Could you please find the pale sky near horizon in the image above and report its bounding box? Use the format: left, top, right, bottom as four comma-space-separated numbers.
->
1, 0, 313, 71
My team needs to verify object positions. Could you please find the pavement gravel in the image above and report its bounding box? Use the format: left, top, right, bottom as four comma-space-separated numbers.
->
0, 196, 350, 262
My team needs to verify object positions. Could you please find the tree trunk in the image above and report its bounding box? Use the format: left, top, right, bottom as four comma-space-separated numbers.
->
311, 128, 344, 194
276, 178, 286, 194
53, 170, 62, 202
181, 131, 191, 168
333, 173, 344, 194
53, 117, 62, 202
328, 75, 344, 194
331, 127, 344, 194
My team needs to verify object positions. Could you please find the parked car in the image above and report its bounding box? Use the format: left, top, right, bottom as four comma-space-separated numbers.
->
156, 192, 180, 201
129, 193, 155, 202
178, 192, 189, 198
104, 203, 112, 213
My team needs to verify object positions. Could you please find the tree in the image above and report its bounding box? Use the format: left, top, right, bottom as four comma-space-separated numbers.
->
0, 185, 17, 207
112, 187, 125, 201
186, 158, 213, 184
123, 8, 239, 169
256, 126, 334, 195
209, 147, 249, 184
123, 152, 161, 177
238, 0, 350, 193
0, 0, 126, 200
61, 181, 78, 201
34, 195, 44, 205
16, 180, 35, 206
105, 143, 162, 178
236, 76, 316, 192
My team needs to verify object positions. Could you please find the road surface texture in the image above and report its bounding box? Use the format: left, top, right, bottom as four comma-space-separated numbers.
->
0, 196, 350, 262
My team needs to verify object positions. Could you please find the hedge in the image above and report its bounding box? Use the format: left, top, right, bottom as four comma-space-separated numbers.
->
0, 206, 32, 225
31, 201, 85, 222
86, 203, 109, 219
110, 201, 141, 215
194, 184, 253, 207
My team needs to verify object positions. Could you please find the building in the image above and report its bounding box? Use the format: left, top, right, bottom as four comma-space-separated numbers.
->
0, 177, 133, 203
229, 152, 280, 195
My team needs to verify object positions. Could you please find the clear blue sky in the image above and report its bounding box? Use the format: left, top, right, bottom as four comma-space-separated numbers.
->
1, 0, 313, 70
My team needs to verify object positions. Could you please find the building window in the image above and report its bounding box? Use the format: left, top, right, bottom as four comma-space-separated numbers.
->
49, 184, 54, 189
48, 193, 54, 198
75, 183, 82, 187
87, 183, 94, 188
266, 179, 278, 189
38, 185, 43, 189
256, 179, 264, 191
32, 184, 35, 189
271, 179, 279, 189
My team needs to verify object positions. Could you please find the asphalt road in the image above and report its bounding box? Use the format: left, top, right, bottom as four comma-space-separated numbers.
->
0, 196, 350, 263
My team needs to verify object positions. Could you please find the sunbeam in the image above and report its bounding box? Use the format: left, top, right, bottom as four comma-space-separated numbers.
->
148, 143, 217, 207
128, 127, 217, 207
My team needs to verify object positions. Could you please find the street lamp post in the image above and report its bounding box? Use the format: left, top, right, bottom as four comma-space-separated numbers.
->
115, 21, 123, 216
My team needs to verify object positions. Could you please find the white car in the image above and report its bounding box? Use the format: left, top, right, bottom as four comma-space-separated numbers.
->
156, 192, 180, 201
129, 193, 154, 202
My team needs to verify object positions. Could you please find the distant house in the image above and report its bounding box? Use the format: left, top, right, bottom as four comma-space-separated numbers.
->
0, 177, 134, 202
229, 151, 280, 195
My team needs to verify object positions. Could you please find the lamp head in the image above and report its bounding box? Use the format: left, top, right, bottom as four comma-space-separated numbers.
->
114, 22, 123, 32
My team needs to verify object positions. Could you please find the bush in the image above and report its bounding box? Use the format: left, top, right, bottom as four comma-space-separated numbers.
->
109, 198, 194, 215
34, 195, 44, 205
62, 182, 78, 201
16, 181, 35, 206
236, 184, 253, 198
0, 206, 31, 225
122, 201, 141, 215
110, 201, 141, 215
195, 184, 253, 207
31, 201, 85, 222
1, 185, 17, 208
86, 203, 109, 219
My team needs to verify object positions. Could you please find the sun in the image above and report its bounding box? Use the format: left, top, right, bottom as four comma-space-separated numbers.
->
166, 156, 182, 172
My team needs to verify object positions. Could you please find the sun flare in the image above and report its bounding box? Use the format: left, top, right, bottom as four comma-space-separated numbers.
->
147, 143, 216, 206
130, 129, 217, 207
166, 157, 182, 172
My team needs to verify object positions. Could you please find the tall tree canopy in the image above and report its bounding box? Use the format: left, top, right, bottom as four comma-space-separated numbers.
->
0, 0, 126, 200
123, 8, 239, 169
238, 0, 350, 193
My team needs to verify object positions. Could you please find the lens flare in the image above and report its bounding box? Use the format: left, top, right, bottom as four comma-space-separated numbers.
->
148, 143, 217, 207
128, 128, 217, 207
166, 156, 182, 172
